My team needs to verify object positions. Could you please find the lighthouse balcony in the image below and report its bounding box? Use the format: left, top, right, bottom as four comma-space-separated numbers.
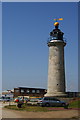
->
47, 36, 66, 43
47, 36, 66, 46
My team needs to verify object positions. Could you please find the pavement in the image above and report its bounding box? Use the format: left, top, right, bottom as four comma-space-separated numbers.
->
0, 102, 80, 119
0, 101, 17, 119
0, 102, 2, 119
2, 108, 80, 118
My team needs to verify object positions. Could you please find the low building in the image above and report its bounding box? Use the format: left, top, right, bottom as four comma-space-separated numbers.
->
2, 90, 14, 98
66, 92, 80, 98
14, 87, 47, 98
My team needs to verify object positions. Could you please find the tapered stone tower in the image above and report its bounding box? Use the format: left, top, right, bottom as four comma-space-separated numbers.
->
45, 19, 66, 97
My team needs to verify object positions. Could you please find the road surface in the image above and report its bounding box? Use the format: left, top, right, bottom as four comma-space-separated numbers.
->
2, 108, 79, 118
0, 102, 80, 119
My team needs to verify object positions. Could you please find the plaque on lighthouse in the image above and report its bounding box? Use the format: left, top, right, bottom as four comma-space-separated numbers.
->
45, 18, 67, 97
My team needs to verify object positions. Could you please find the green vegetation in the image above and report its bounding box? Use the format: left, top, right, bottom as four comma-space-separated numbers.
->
69, 99, 80, 108
5, 105, 24, 111
4, 99, 80, 112
5, 104, 50, 112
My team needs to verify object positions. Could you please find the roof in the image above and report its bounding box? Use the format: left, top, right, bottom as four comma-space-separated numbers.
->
15, 87, 46, 90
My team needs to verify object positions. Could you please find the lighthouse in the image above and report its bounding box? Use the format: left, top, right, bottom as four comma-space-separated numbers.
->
45, 18, 66, 97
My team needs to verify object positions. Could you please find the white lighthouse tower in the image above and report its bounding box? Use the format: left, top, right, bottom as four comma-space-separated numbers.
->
45, 18, 66, 97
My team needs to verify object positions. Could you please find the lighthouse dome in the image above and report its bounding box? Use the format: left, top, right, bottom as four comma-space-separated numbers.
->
50, 28, 64, 41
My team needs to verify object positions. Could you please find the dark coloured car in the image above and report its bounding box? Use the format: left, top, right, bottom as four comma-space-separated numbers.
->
0, 97, 11, 102
37, 97, 69, 108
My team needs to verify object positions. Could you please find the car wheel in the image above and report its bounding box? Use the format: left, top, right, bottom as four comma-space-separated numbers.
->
45, 103, 50, 107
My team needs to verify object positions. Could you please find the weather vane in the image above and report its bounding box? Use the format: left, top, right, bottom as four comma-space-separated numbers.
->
53, 18, 63, 28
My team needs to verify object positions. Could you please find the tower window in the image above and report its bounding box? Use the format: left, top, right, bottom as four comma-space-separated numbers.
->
15, 90, 19, 93
54, 32, 57, 34
36, 90, 40, 93
21, 89, 24, 93
32, 90, 35, 93
26, 89, 30, 93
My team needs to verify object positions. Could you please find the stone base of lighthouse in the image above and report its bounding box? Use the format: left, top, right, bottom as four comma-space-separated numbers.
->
44, 92, 67, 97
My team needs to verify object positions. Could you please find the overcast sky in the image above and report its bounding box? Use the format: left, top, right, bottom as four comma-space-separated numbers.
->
2, 2, 78, 92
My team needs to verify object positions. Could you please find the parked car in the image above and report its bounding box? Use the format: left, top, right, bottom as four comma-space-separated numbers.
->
24, 97, 29, 102
27, 98, 39, 105
0, 97, 11, 102
37, 98, 43, 101
37, 97, 69, 108
0, 97, 2, 101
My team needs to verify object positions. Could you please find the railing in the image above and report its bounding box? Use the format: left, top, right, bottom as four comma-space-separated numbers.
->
47, 37, 67, 43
